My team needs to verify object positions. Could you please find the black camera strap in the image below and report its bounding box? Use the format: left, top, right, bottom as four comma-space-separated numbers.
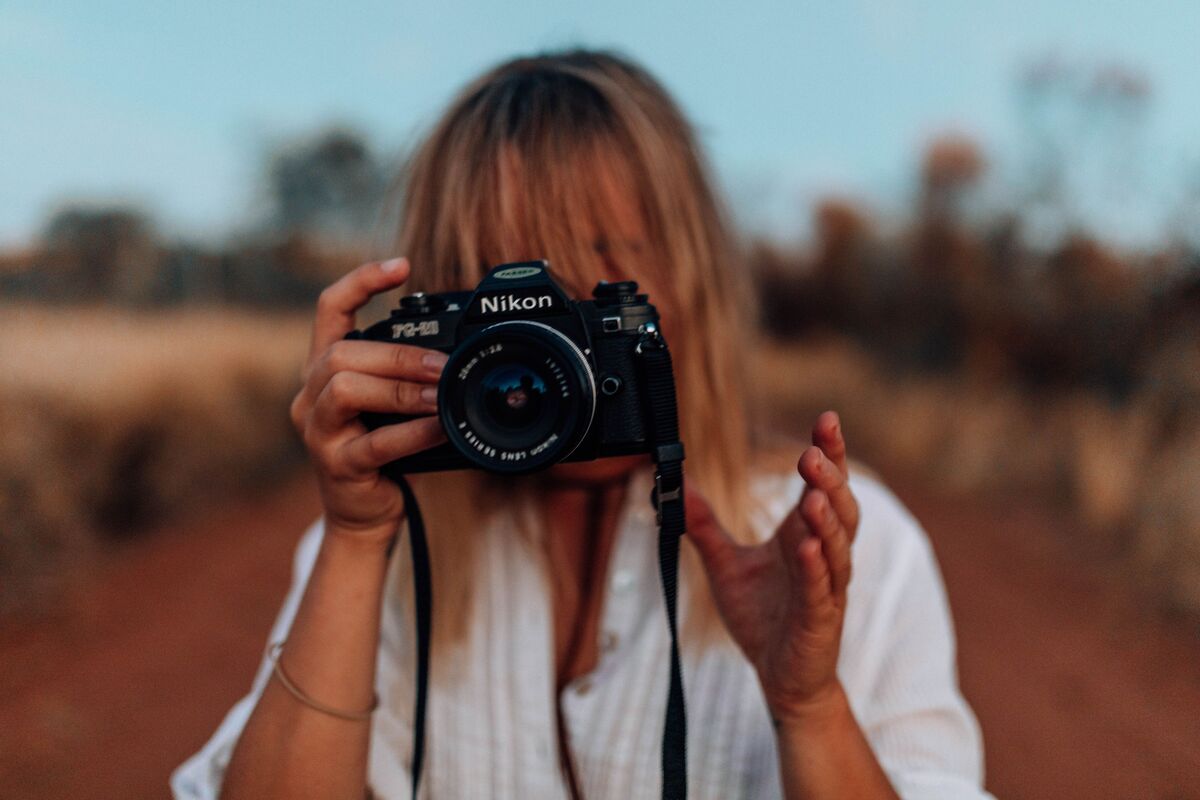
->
390, 475, 432, 798
393, 323, 687, 800
636, 323, 689, 800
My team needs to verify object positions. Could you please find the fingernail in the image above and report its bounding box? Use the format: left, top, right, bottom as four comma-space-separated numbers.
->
422, 351, 448, 372
381, 257, 407, 273
420, 386, 438, 405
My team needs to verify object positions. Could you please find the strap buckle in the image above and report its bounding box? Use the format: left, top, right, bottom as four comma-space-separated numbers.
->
635, 321, 664, 354
653, 471, 683, 526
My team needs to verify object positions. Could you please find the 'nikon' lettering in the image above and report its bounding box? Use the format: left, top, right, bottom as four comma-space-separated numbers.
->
479, 294, 553, 314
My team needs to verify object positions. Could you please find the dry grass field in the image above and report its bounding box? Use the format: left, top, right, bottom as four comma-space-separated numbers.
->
0, 304, 311, 614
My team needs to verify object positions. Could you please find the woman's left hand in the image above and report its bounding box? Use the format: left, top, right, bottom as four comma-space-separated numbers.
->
685, 410, 860, 723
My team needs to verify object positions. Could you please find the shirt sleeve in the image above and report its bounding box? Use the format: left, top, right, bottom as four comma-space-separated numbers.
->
169, 517, 326, 799
840, 475, 994, 800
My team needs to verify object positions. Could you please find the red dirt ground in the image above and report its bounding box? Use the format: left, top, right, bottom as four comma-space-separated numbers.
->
1, 469, 1198, 799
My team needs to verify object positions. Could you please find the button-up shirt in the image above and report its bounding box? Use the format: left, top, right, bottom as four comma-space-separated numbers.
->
172, 468, 993, 799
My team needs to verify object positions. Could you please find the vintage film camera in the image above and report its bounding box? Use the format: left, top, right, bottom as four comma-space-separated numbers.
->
349, 260, 675, 476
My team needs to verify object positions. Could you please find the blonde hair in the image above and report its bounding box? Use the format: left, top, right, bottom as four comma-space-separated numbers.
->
388, 49, 756, 648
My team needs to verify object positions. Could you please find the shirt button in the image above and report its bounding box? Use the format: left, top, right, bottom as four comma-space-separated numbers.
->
574, 677, 593, 695
601, 631, 619, 652
611, 568, 635, 593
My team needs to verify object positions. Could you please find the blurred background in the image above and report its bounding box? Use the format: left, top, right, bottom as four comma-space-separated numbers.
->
2, 1, 1199, 797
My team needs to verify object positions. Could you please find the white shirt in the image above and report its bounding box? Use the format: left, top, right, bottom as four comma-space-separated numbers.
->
172, 468, 992, 799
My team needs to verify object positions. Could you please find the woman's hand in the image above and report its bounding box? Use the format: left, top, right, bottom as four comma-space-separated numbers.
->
227, 257, 439, 798
685, 410, 860, 723
289, 257, 448, 544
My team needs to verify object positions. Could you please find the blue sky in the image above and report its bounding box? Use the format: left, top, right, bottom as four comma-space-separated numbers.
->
3, 0, 1198, 248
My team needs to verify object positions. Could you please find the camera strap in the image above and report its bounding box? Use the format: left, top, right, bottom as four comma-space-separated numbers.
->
393, 324, 687, 800
636, 324, 689, 800
390, 476, 432, 798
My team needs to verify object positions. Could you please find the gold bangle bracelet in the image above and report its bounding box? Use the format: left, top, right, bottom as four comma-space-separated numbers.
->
266, 641, 378, 721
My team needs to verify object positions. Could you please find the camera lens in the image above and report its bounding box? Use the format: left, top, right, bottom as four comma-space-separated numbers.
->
479, 364, 549, 431
439, 321, 596, 473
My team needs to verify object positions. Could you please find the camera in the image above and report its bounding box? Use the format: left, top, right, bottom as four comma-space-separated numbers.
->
348, 260, 675, 476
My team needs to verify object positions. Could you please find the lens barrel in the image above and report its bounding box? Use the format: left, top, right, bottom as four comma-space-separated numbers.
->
438, 321, 596, 473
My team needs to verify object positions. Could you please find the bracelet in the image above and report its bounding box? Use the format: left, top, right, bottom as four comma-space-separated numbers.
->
266, 641, 379, 721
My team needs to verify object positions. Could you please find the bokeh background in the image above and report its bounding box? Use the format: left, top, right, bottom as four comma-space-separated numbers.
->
3, 1, 1199, 798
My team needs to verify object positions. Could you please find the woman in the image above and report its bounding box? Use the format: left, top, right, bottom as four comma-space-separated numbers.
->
173, 50, 990, 799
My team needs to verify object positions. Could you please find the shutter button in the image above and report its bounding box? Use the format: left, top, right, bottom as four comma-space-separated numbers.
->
399, 292, 446, 314
592, 280, 643, 306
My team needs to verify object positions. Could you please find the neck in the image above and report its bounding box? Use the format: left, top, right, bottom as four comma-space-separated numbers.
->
540, 454, 650, 492
541, 476, 628, 692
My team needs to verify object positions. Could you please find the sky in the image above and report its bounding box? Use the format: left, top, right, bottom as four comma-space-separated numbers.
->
3, 0, 1198, 249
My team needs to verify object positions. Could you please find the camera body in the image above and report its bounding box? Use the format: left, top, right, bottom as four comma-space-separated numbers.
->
348, 260, 668, 476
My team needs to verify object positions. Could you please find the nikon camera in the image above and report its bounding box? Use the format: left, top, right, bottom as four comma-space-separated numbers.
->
347, 260, 672, 476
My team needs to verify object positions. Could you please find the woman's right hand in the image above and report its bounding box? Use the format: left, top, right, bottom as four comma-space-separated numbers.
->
225, 256, 437, 799
289, 257, 448, 544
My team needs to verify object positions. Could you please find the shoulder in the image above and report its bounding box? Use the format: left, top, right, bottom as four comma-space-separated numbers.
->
749, 464, 990, 796
844, 469, 934, 593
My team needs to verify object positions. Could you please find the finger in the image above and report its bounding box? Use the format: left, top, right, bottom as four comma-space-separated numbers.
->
339, 416, 446, 474
797, 446, 860, 538
801, 489, 852, 600
774, 505, 813, 587
313, 372, 439, 430
309, 258, 411, 362
797, 535, 834, 611
310, 339, 447, 391
684, 485, 738, 567
812, 410, 849, 477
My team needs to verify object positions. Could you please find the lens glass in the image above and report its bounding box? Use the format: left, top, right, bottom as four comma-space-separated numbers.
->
474, 362, 556, 441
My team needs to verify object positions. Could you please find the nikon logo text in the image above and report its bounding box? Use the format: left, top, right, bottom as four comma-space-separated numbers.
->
480, 294, 553, 314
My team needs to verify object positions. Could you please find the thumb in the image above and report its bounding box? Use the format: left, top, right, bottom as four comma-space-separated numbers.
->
685, 485, 737, 568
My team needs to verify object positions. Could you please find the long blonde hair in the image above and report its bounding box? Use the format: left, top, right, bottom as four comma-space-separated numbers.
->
388, 49, 756, 647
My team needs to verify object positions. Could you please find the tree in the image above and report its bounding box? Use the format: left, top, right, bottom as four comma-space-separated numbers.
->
266, 128, 386, 244
40, 205, 162, 302
1016, 54, 1151, 246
